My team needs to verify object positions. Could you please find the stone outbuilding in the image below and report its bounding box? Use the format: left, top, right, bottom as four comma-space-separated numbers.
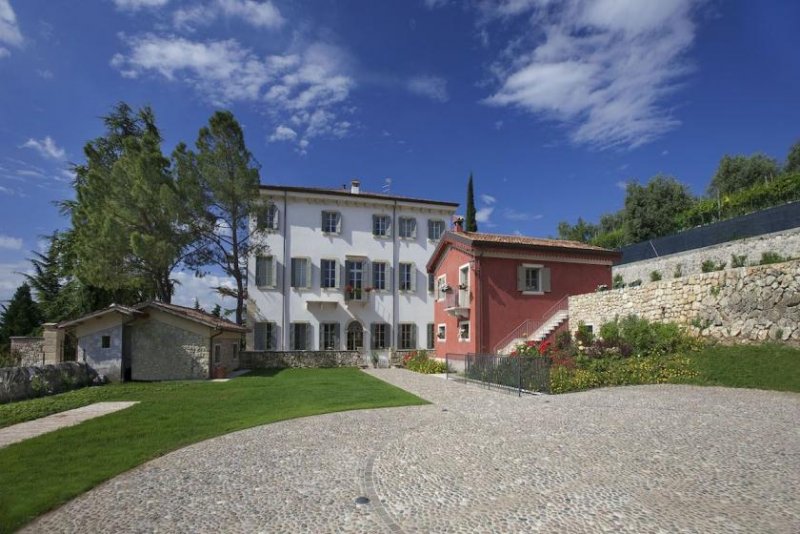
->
58, 302, 247, 381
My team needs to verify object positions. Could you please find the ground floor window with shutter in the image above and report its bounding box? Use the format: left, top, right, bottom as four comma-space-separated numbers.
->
426, 323, 435, 349
398, 323, 417, 350
290, 323, 310, 350
254, 321, 276, 350
371, 323, 389, 349
320, 322, 340, 350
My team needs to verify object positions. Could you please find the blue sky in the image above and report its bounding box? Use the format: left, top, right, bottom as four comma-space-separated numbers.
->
1, 0, 799, 307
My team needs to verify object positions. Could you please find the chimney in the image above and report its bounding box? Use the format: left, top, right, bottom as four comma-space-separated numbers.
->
350, 179, 361, 195
453, 216, 465, 233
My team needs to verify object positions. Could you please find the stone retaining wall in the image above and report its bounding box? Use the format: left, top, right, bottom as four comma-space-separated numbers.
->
240, 350, 411, 369
613, 227, 800, 284
9, 337, 45, 367
0, 362, 105, 404
570, 259, 800, 343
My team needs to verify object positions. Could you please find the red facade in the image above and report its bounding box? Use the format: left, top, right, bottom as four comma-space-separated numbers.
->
427, 230, 620, 357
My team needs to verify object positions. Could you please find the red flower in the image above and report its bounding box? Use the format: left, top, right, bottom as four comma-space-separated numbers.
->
526, 340, 537, 347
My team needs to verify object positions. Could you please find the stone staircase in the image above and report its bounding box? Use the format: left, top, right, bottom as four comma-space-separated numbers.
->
497, 309, 569, 355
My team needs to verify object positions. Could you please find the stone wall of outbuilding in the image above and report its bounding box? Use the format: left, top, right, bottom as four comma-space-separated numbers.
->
570, 259, 800, 343
129, 318, 210, 380
8, 337, 45, 367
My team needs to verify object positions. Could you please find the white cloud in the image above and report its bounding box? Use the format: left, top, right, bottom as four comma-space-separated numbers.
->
174, 0, 283, 31
503, 208, 539, 221
0, 0, 23, 56
0, 185, 13, 195
476, 206, 494, 223
662, 149, 669, 156
483, 0, 700, 149
407, 75, 449, 102
112, 0, 170, 10
0, 261, 28, 303
0, 234, 22, 250
21, 136, 66, 160
36, 68, 53, 79
113, 36, 354, 152
268, 125, 297, 142
423, 0, 449, 8
480, 194, 496, 205
616, 180, 628, 190
494, 120, 503, 130
171, 270, 235, 312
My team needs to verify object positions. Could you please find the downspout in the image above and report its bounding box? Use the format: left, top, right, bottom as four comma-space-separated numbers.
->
282, 191, 289, 350
475, 253, 485, 354
392, 200, 399, 352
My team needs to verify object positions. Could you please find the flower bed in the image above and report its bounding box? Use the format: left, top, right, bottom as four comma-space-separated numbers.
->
402, 351, 448, 374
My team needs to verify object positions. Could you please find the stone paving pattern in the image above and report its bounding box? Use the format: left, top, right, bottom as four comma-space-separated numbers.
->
0, 402, 138, 448
23, 370, 800, 533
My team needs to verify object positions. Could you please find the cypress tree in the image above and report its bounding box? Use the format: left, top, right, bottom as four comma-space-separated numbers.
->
0, 283, 43, 351
465, 173, 478, 232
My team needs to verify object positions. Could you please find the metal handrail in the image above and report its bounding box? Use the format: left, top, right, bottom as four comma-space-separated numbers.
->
493, 295, 570, 353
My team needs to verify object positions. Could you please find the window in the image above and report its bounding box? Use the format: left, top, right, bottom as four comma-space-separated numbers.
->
398, 324, 417, 350
214, 344, 221, 363
255, 256, 275, 288
322, 211, 341, 234
290, 323, 310, 350
428, 219, 445, 241
371, 323, 390, 349
398, 217, 416, 239
428, 273, 435, 293
426, 323, 435, 349
254, 321, 276, 350
320, 323, 340, 350
321, 259, 338, 289
458, 321, 470, 342
372, 261, 388, 291
458, 264, 470, 306
437, 324, 446, 341
398, 262, 415, 292
257, 203, 279, 231
101, 335, 111, 349
372, 214, 391, 237
436, 275, 448, 301
517, 264, 551, 293
345, 259, 365, 299
291, 258, 310, 288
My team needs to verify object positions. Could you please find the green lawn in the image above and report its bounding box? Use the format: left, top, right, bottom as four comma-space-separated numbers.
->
0, 369, 426, 533
684, 343, 800, 392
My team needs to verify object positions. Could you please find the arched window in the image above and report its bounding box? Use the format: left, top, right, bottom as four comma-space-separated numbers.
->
346, 321, 364, 351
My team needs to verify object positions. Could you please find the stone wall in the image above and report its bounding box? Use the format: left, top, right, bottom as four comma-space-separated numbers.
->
0, 362, 104, 404
241, 351, 368, 369
613, 227, 800, 285
570, 259, 800, 343
9, 337, 45, 367
130, 319, 210, 380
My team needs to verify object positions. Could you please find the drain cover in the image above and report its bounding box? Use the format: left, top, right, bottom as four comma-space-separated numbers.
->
355, 496, 370, 505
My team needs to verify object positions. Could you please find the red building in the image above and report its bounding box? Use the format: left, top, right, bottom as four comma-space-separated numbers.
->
426, 220, 621, 357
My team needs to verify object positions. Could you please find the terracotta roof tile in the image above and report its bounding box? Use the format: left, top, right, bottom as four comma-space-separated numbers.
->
145, 302, 248, 332
458, 232, 615, 252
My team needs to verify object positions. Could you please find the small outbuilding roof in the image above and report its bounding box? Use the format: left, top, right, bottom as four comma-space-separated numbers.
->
58, 301, 248, 333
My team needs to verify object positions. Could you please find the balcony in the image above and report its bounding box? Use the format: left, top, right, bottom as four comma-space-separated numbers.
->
444, 291, 470, 318
344, 287, 369, 306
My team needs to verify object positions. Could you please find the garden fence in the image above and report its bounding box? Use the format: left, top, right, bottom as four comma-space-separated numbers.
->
445, 353, 550, 396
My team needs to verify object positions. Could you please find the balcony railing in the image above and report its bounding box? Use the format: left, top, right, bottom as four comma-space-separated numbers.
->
344, 287, 369, 304
444, 291, 470, 318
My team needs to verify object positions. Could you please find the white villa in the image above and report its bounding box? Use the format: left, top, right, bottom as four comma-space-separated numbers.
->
246, 181, 459, 358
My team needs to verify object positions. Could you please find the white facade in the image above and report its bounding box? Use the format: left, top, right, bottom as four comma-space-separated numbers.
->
247, 182, 458, 357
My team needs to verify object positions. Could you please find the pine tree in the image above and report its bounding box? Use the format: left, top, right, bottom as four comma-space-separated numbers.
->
175, 110, 268, 324
465, 173, 478, 232
0, 283, 43, 351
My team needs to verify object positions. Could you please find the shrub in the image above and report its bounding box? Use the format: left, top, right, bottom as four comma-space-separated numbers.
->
599, 320, 621, 346
628, 279, 642, 287
731, 254, 747, 268
701, 259, 726, 273
760, 251, 786, 265
550, 354, 699, 393
555, 330, 572, 351
403, 351, 447, 374
649, 270, 662, 282
612, 273, 624, 289
673, 264, 683, 278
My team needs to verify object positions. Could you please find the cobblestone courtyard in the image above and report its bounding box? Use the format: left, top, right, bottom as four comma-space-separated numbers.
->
25, 369, 800, 533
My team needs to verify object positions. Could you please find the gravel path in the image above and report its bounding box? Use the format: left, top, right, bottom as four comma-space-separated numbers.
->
24, 370, 800, 533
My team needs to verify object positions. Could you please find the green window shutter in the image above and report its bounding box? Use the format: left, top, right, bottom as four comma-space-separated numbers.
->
409, 264, 416, 291
254, 322, 265, 351
289, 324, 295, 350
256, 257, 266, 287
517, 265, 525, 291
542, 267, 551, 292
